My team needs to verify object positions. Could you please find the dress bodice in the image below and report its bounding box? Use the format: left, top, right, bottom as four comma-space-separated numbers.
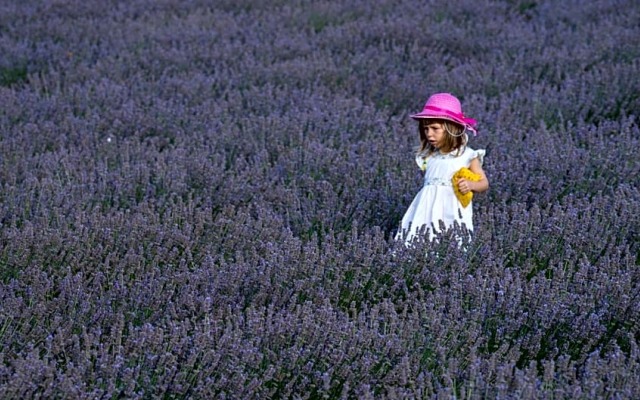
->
416, 147, 485, 187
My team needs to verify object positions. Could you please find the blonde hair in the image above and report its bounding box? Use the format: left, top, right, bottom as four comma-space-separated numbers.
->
417, 118, 467, 157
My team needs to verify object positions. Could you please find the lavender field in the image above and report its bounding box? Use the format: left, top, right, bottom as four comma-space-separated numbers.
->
1, 0, 639, 398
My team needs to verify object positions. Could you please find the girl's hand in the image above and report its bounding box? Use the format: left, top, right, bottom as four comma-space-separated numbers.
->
467, 157, 489, 193
457, 178, 472, 194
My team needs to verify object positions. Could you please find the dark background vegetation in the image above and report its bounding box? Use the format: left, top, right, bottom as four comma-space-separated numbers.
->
0, 0, 639, 398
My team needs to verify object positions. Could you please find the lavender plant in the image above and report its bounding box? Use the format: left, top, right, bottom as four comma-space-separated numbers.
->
0, 0, 639, 398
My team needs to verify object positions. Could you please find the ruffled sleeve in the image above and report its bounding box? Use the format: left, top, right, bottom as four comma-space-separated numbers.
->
471, 149, 486, 166
415, 154, 428, 171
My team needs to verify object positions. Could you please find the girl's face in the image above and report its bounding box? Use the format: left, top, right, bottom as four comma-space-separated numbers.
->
422, 121, 446, 149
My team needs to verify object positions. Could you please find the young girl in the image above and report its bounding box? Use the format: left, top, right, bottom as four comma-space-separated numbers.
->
396, 93, 489, 244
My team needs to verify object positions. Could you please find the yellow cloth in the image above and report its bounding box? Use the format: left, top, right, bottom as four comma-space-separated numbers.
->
452, 167, 481, 208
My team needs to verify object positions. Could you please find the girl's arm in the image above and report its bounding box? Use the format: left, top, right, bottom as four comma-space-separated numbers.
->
457, 157, 489, 194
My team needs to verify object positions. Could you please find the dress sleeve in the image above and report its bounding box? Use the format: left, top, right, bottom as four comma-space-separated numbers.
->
472, 149, 486, 166
415, 154, 428, 171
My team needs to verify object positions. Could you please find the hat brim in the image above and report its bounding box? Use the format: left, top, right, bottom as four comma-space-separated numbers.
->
410, 112, 466, 127
410, 112, 478, 135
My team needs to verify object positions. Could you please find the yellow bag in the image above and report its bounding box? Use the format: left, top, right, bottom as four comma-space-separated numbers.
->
452, 167, 481, 208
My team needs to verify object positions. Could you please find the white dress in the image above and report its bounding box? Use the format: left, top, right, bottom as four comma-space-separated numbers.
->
397, 146, 485, 244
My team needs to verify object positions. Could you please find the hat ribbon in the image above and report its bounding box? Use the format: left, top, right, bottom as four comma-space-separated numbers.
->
423, 105, 478, 135
423, 105, 477, 126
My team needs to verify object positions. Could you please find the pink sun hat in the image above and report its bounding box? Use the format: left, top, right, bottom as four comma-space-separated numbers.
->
411, 93, 478, 135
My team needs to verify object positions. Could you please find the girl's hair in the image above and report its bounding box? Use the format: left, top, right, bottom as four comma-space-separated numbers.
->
417, 118, 467, 157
